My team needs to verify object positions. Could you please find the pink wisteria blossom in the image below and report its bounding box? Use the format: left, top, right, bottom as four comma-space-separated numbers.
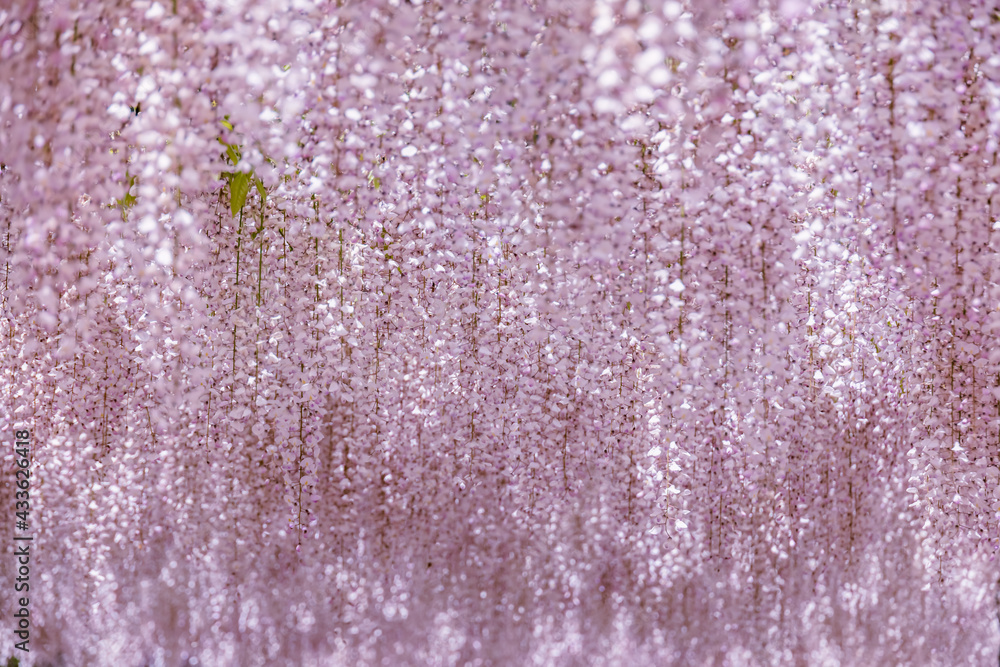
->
2, 0, 1000, 664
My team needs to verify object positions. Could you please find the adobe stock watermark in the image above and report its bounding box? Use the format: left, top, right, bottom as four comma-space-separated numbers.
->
12, 429, 32, 654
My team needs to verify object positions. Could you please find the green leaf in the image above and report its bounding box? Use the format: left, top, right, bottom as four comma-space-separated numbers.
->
255, 178, 267, 204
278, 227, 293, 252
231, 172, 250, 216
115, 173, 137, 216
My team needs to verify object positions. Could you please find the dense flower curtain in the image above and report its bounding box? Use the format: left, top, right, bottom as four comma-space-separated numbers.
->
1, 0, 999, 664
